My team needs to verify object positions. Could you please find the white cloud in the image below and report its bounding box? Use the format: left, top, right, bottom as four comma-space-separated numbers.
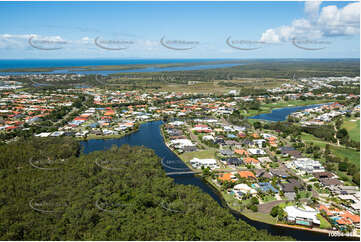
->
305, 0, 322, 22
80, 36, 91, 44
260, 1, 360, 43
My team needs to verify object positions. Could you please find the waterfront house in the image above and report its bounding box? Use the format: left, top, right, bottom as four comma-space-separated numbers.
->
233, 183, 257, 195
190, 158, 218, 170
284, 205, 320, 227
218, 173, 237, 183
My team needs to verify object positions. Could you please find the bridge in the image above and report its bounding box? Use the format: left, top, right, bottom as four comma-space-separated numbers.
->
165, 171, 201, 176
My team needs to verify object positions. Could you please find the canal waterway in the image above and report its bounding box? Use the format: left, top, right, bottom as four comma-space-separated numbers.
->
80, 120, 354, 241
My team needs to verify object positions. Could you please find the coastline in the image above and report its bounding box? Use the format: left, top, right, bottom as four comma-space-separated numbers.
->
0, 60, 245, 73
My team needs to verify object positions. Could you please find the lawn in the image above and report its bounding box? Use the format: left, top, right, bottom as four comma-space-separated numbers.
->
244, 99, 332, 118
331, 146, 360, 168
297, 190, 311, 199
313, 184, 330, 194
242, 211, 278, 225
278, 201, 295, 209
317, 214, 332, 229
262, 195, 276, 202
341, 118, 360, 142
262, 99, 333, 109
220, 190, 278, 225
180, 149, 216, 162
300, 132, 327, 148
300, 132, 360, 168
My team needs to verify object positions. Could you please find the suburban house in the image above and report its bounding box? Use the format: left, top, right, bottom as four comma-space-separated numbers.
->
284, 205, 320, 227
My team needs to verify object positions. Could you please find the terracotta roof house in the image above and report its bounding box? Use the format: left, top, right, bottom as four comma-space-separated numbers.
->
243, 157, 259, 165
234, 149, 248, 156
238, 132, 247, 138
218, 173, 237, 182
238, 171, 256, 179
340, 211, 360, 224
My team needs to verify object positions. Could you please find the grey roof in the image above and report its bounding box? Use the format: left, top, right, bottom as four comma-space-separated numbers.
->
319, 178, 342, 187
220, 149, 234, 156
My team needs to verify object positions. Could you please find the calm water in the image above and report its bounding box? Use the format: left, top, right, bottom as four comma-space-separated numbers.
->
249, 103, 327, 121
0, 59, 234, 69
80, 120, 353, 241
0, 59, 243, 75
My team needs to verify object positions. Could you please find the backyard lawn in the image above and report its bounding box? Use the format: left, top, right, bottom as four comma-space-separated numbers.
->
317, 214, 332, 229
297, 190, 311, 199
262, 195, 277, 202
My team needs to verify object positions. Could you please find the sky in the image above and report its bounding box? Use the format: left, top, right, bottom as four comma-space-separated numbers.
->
0, 1, 359, 59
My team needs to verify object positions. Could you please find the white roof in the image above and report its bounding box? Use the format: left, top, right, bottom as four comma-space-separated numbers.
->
284, 206, 320, 224
169, 121, 184, 126
170, 139, 194, 147
190, 158, 217, 165
35, 132, 51, 137
233, 184, 257, 194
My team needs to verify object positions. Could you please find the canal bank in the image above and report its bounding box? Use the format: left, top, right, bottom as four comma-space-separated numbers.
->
248, 102, 332, 122
80, 120, 357, 241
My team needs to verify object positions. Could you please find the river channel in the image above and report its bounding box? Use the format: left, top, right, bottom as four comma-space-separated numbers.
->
80, 120, 354, 241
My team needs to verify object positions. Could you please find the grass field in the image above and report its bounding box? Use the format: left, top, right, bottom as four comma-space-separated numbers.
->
331, 146, 360, 168
242, 211, 278, 225
341, 117, 360, 142
179, 149, 216, 162
300, 132, 360, 168
262, 99, 333, 109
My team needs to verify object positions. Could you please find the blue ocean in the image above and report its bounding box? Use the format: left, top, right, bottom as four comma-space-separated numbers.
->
0, 59, 238, 69
0, 59, 244, 75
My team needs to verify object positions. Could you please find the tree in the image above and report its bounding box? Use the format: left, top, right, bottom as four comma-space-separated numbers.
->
336, 128, 348, 139
338, 162, 348, 172
0, 142, 291, 241
251, 196, 259, 205
253, 121, 262, 130
270, 206, 280, 217
250, 204, 258, 212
